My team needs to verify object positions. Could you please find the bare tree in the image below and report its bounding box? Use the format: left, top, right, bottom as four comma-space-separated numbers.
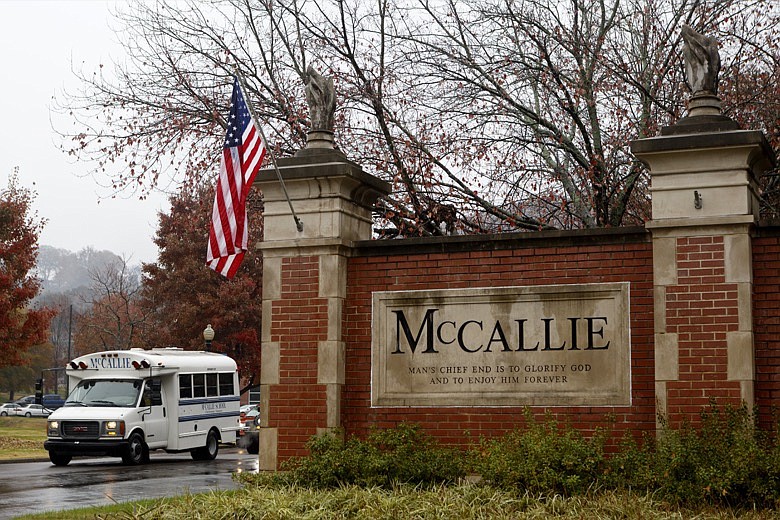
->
38, 293, 75, 364
55, 0, 780, 233
75, 257, 151, 353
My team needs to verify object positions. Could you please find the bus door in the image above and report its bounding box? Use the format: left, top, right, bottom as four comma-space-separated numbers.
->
139, 378, 167, 448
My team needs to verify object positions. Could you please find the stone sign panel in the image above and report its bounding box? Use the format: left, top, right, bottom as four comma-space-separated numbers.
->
371, 283, 631, 407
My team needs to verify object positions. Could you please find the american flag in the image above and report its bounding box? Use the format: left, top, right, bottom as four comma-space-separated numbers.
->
206, 77, 266, 279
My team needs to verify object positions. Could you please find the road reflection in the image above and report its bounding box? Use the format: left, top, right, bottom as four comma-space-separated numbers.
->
0, 449, 257, 520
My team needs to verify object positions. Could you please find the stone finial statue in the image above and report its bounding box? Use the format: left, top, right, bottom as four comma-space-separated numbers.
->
304, 65, 336, 132
681, 25, 720, 96
658, 25, 738, 132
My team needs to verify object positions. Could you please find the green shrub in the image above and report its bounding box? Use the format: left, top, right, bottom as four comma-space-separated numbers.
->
602, 432, 656, 491
252, 423, 467, 489
471, 410, 606, 495
364, 423, 466, 486
653, 404, 780, 508
240, 406, 780, 510
607, 404, 780, 509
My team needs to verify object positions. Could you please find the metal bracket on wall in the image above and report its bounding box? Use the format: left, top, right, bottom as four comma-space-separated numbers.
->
694, 190, 703, 209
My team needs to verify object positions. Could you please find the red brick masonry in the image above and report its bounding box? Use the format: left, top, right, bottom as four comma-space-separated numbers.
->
266, 226, 780, 462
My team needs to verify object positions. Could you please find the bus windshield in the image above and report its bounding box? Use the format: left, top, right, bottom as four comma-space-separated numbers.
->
65, 379, 143, 408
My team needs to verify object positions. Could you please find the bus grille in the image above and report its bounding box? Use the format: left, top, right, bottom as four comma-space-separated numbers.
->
62, 421, 100, 438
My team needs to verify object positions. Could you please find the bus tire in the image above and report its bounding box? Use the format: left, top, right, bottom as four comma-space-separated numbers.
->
191, 429, 219, 461
122, 432, 147, 465
49, 452, 72, 466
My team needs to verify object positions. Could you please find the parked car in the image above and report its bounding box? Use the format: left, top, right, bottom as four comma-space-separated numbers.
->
0, 403, 22, 416
239, 404, 260, 425
16, 404, 52, 417
237, 415, 260, 454
237, 406, 261, 454
14, 395, 35, 406
41, 394, 65, 410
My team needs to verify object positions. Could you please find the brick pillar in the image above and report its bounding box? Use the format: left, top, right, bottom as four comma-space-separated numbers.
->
254, 142, 390, 470
633, 124, 775, 427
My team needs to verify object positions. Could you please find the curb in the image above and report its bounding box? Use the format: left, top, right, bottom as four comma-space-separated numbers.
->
0, 456, 48, 464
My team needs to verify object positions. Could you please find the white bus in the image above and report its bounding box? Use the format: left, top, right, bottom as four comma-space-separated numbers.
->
44, 348, 241, 466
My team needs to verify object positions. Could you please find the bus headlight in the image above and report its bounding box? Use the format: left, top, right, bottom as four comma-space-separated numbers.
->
102, 420, 125, 437
47, 421, 59, 436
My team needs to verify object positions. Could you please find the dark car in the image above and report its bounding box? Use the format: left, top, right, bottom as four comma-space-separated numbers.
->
14, 395, 35, 406
237, 410, 260, 454
41, 394, 65, 410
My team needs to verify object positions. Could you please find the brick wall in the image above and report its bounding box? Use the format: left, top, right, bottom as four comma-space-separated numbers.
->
664, 236, 742, 424
342, 229, 656, 448
752, 229, 780, 430
263, 226, 780, 463
269, 256, 328, 460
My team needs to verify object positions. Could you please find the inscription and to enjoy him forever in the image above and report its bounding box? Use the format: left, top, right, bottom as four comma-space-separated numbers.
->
371, 283, 631, 407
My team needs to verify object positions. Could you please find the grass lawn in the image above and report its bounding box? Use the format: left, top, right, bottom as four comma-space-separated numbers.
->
11, 485, 780, 520
0, 416, 48, 461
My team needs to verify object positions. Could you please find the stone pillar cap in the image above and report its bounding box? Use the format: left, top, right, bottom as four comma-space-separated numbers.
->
659, 92, 740, 136
632, 128, 776, 168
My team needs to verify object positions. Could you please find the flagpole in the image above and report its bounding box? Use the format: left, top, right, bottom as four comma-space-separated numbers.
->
233, 72, 304, 233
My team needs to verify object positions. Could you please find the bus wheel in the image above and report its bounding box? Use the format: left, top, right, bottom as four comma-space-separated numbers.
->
122, 432, 147, 465
49, 452, 72, 466
191, 430, 219, 461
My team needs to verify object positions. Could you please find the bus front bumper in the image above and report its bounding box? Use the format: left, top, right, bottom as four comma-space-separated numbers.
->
44, 439, 131, 457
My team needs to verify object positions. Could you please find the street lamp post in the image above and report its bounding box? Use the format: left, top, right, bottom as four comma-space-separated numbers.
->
203, 324, 215, 352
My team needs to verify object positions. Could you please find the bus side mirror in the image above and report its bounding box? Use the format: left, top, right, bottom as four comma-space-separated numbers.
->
150, 379, 163, 406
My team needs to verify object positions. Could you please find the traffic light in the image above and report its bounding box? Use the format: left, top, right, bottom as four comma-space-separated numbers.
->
34, 378, 43, 404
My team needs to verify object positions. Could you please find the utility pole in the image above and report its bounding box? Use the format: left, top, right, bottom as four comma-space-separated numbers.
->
67, 304, 72, 361
66, 304, 73, 394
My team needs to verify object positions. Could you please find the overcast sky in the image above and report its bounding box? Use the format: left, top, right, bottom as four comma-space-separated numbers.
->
0, 0, 170, 265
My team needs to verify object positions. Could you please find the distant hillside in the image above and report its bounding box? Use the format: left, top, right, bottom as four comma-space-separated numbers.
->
33, 246, 144, 363
34, 246, 131, 305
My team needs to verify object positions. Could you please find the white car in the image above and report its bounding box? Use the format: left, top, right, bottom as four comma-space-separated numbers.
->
16, 404, 52, 417
0, 403, 22, 416
240, 404, 257, 414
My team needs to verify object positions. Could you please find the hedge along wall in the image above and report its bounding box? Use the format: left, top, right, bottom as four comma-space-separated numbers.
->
342, 227, 656, 445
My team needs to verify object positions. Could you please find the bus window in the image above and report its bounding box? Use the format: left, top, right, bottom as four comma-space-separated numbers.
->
193, 374, 205, 398
218, 373, 233, 395
206, 373, 218, 397
141, 379, 162, 407
179, 374, 192, 399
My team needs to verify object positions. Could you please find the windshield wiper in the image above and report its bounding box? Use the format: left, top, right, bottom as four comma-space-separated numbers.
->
64, 401, 87, 407
89, 400, 118, 406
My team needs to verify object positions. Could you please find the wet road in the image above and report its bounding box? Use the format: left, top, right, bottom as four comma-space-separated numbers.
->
0, 448, 258, 519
